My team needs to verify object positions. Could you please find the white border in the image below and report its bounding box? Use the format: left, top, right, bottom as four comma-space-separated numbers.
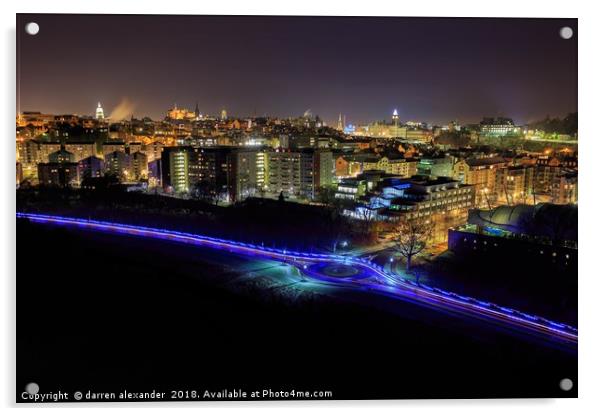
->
2, 1, 600, 415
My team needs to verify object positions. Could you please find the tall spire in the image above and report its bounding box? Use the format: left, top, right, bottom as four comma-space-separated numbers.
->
337, 113, 343, 131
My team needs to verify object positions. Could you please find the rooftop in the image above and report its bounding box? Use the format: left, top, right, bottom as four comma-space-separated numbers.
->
464, 157, 506, 167
467, 203, 577, 243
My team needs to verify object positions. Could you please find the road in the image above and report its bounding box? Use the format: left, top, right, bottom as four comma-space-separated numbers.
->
16, 212, 577, 346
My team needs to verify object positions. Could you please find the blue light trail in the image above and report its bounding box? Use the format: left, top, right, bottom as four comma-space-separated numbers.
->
16, 212, 577, 344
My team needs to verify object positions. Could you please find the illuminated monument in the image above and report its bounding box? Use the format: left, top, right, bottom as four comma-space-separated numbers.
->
95, 102, 105, 120
167, 104, 196, 120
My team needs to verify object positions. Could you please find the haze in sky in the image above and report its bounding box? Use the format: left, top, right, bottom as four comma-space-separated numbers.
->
17, 14, 577, 125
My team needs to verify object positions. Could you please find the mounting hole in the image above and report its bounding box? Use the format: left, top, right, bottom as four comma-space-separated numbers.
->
25, 22, 40, 36
25, 382, 39, 394
559, 378, 573, 391
559, 26, 573, 40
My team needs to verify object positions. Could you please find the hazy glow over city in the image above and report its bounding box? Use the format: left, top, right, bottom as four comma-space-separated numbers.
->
17, 15, 577, 125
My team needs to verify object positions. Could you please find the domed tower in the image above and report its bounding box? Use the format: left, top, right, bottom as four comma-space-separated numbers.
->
96, 102, 105, 120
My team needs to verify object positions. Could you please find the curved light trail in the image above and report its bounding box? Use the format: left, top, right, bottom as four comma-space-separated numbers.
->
16, 212, 577, 345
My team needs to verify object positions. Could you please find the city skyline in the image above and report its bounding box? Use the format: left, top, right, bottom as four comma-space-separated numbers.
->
17, 15, 577, 126
18, 99, 579, 127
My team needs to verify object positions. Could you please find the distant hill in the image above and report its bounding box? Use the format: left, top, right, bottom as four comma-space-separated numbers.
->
527, 112, 577, 135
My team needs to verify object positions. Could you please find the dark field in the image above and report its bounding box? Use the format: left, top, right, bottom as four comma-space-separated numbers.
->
17, 220, 577, 401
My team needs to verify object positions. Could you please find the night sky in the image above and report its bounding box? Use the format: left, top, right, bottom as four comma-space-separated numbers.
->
17, 14, 577, 125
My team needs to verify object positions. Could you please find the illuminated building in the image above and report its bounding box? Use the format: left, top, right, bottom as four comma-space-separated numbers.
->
350, 110, 433, 140
551, 171, 578, 204
363, 176, 476, 242
126, 142, 143, 155
37, 162, 79, 187
95, 102, 105, 120
38, 148, 79, 187
494, 165, 535, 205
15, 140, 39, 182
300, 150, 334, 199
453, 157, 506, 208
196, 147, 231, 200
343, 124, 356, 135
104, 151, 131, 181
392, 109, 399, 127
16, 139, 39, 164
142, 141, 164, 162
220, 108, 228, 120
335, 154, 379, 177
16, 111, 54, 128
273, 135, 289, 149
265, 149, 332, 200
479, 117, 520, 137
161, 147, 189, 193
148, 159, 161, 187
160, 146, 232, 198
102, 141, 126, 158
16, 162, 23, 186
266, 150, 301, 198
335, 178, 367, 201
355, 122, 407, 139
379, 156, 418, 177
38, 142, 62, 163
162, 147, 269, 203
404, 129, 432, 142
48, 148, 75, 163
534, 156, 562, 195
229, 150, 265, 201
64, 142, 96, 162
130, 151, 148, 181
167, 104, 196, 120
240, 136, 267, 147
418, 156, 455, 177
335, 154, 416, 178
77, 156, 104, 180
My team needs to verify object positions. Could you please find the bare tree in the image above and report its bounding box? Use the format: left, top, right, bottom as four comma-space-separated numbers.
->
394, 219, 434, 271
355, 206, 377, 241
326, 205, 348, 254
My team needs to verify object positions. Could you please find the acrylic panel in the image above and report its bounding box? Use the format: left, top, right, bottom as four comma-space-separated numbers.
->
16, 14, 578, 402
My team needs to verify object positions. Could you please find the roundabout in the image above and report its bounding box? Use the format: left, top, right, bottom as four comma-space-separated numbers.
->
303, 262, 373, 282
